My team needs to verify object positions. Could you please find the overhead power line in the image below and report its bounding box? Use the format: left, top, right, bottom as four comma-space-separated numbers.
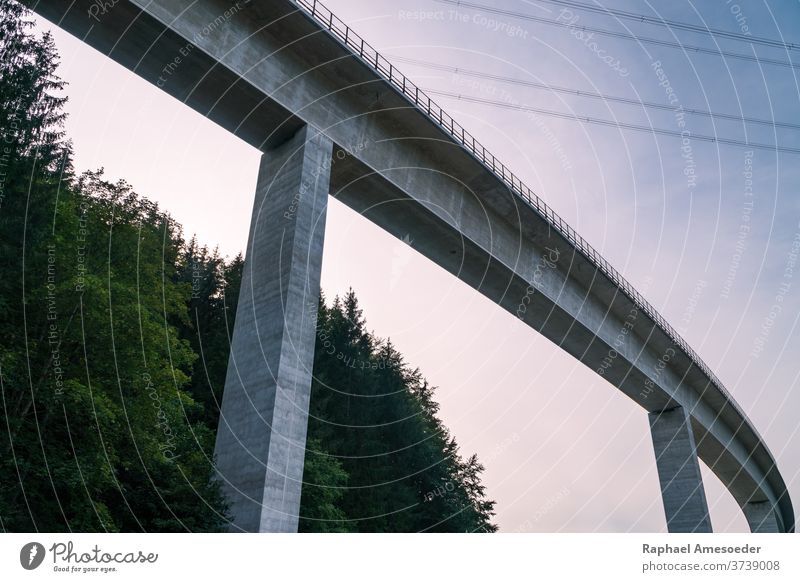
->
389, 55, 800, 131
528, 0, 798, 50
426, 88, 800, 155
431, 0, 800, 69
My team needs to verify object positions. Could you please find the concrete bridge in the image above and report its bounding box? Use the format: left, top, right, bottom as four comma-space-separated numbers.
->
27, 0, 794, 533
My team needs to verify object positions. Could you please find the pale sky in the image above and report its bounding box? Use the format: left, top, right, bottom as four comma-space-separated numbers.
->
33, 0, 800, 532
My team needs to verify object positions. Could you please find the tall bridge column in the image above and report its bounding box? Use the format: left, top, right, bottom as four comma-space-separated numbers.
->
744, 501, 780, 533
214, 125, 332, 532
649, 406, 713, 532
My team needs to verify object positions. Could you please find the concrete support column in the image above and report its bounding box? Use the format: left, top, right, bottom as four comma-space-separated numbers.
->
649, 406, 713, 533
214, 125, 332, 532
744, 501, 780, 533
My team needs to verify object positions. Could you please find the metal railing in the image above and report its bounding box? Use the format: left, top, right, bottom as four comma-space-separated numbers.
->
291, 0, 739, 412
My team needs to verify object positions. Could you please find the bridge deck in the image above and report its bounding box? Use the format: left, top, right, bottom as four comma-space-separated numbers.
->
27, 0, 794, 532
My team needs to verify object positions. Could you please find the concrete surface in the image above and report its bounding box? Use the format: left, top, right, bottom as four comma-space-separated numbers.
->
25, 0, 794, 533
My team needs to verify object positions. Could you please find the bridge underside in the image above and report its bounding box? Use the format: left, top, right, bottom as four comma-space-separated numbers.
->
26, 0, 794, 532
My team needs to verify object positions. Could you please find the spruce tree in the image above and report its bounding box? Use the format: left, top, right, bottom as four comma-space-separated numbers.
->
0, 2, 227, 531
0, 0, 496, 533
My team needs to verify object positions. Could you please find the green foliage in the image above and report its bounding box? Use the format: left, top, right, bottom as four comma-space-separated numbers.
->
174, 238, 242, 430
0, 0, 495, 533
296, 438, 351, 532
298, 290, 497, 532
0, 1, 226, 532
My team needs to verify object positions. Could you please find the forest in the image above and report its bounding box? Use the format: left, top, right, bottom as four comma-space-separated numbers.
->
0, 0, 496, 532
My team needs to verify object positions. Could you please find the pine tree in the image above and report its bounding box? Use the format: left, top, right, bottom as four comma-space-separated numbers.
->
0, 2, 227, 531
0, 0, 496, 533
298, 292, 497, 532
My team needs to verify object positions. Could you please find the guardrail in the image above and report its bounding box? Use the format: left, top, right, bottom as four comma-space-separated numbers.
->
291, 0, 742, 415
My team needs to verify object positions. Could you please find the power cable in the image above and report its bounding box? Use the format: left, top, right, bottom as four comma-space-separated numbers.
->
392, 55, 800, 130
426, 88, 800, 154
430, 0, 800, 69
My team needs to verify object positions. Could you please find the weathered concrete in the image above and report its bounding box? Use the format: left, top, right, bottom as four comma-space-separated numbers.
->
213, 125, 331, 532
649, 407, 712, 533
744, 501, 780, 533
26, 0, 794, 532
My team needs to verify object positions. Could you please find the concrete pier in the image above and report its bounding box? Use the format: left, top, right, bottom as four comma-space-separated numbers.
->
649, 406, 713, 532
213, 125, 332, 532
27, 0, 794, 533
744, 501, 780, 533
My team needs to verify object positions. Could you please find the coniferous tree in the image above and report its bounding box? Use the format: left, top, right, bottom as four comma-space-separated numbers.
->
0, 1, 227, 531
298, 290, 497, 532
0, 0, 496, 533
